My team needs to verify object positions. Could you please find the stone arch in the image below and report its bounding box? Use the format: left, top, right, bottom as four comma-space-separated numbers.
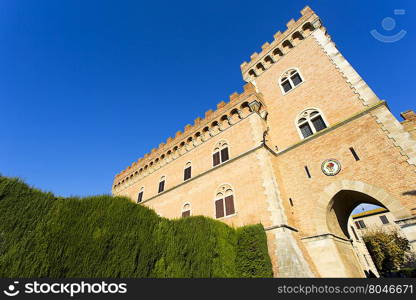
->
193, 131, 202, 145
282, 39, 294, 51
210, 120, 220, 134
256, 62, 265, 72
220, 115, 230, 129
314, 180, 411, 235
199, 126, 209, 141
302, 22, 314, 34
240, 101, 251, 117
291, 31, 304, 46
302, 180, 414, 277
186, 136, 194, 150
264, 55, 274, 66
272, 47, 283, 58
230, 108, 241, 124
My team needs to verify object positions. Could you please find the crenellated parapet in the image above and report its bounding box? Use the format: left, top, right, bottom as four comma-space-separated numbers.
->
112, 82, 267, 191
240, 6, 323, 82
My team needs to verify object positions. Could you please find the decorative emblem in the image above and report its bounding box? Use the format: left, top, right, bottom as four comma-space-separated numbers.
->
321, 159, 341, 176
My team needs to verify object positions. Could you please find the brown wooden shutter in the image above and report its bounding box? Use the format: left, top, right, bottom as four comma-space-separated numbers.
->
224, 195, 235, 215
220, 147, 229, 162
215, 199, 224, 218
137, 191, 143, 203
158, 181, 165, 193
213, 152, 220, 166
182, 210, 190, 218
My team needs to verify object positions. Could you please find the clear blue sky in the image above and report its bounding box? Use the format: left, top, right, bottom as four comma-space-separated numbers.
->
1, 0, 415, 197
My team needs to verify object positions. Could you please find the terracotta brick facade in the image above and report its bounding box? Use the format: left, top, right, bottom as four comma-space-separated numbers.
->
113, 6, 416, 277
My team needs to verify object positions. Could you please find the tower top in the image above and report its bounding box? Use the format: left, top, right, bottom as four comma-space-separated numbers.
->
240, 6, 323, 82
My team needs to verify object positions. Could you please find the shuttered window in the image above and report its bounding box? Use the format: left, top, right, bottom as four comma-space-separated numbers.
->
224, 195, 235, 215
215, 199, 224, 218
184, 166, 192, 181
220, 147, 229, 163
158, 180, 165, 193
215, 196, 235, 218
137, 191, 143, 203
182, 210, 190, 218
213, 151, 220, 166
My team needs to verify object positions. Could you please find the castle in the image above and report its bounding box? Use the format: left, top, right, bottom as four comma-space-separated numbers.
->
112, 6, 416, 277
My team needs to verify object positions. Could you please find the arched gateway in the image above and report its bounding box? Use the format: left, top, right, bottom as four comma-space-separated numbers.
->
301, 181, 413, 277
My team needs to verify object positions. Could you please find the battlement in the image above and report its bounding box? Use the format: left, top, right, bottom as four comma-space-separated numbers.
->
401, 110, 416, 121
240, 6, 323, 82
113, 82, 266, 188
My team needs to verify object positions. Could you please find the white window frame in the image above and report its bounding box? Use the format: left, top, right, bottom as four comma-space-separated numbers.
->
279, 67, 305, 95
295, 108, 329, 140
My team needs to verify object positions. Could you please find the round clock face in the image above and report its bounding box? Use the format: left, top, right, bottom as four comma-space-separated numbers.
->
321, 159, 341, 176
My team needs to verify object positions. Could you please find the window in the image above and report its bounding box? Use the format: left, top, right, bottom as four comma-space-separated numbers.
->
304, 166, 311, 178
355, 220, 366, 229
182, 203, 191, 218
215, 185, 235, 219
349, 147, 360, 161
137, 187, 144, 203
158, 176, 166, 193
213, 141, 229, 167
350, 226, 359, 241
296, 109, 328, 139
184, 162, 192, 181
280, 69, 303, 94
380, 215, 389, 224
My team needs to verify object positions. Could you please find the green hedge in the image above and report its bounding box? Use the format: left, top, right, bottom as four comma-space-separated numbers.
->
0, 176, 272, 278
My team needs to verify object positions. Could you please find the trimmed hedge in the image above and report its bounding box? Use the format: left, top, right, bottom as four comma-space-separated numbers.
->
0, 176, 272, 278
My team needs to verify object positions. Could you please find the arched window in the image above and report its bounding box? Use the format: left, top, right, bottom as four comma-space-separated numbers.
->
184, 162, 192, 181
280, 69, 303, 94
214, 184, 235, 219
182, 203, 191, 218
213, 141, 229, 167
297, 109, 328, 139
158, 176, 166, 193
137, 187, 144, 203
